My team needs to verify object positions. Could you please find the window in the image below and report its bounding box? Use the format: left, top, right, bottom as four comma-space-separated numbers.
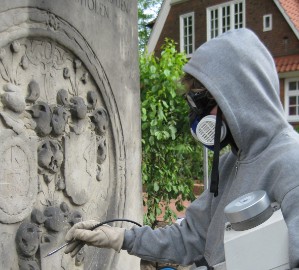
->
180, 12, 195, 57
263, 14, 272, 31
285, 78, 299, 122
207, 0, 245, 40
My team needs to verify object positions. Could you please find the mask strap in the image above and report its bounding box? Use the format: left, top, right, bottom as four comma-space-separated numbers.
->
210, 107, 222, 197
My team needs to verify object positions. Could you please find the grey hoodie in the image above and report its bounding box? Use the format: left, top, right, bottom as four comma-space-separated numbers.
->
123, 29, 299, 268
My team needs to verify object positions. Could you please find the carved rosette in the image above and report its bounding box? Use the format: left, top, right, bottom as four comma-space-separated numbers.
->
0, 130, 37, 223
0, 8, 126, 270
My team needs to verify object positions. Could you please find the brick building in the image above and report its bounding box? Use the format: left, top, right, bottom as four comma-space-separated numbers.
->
148, 0, 299, 127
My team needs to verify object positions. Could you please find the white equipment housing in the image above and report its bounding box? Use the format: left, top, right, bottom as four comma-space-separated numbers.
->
223, 191, 289, 270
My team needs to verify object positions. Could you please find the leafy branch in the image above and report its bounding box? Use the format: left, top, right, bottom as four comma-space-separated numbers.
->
140, 40, 205, 227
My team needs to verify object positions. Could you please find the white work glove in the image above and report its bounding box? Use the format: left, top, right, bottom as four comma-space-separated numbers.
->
64, 220, 125, 257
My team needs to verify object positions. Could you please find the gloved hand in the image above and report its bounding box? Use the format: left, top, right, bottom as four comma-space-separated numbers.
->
64, 220, 125, 257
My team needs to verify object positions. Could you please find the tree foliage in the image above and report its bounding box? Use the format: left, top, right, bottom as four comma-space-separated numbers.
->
140, 40, 205, 227
138, 0, 162, 51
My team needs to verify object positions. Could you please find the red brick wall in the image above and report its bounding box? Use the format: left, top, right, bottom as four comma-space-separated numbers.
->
154, 0, 299, 58
246, 0, 299, 57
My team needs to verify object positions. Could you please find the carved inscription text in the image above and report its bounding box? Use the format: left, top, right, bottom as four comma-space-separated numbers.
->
75, 0, 130, 20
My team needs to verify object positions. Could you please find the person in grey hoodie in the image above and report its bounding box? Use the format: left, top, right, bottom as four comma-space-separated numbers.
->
64, 28, 299, 269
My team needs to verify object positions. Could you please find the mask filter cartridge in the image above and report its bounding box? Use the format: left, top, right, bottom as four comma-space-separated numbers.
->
195, 115, 227, 146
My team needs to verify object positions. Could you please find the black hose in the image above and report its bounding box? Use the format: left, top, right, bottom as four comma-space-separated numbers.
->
90, 218, 142, 230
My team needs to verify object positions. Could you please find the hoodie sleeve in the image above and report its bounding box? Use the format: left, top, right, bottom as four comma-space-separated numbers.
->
122, 190, 213, 266
281, 185, 299, 269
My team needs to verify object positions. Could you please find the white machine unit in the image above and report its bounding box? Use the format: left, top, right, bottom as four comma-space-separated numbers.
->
223, 190, 289, 270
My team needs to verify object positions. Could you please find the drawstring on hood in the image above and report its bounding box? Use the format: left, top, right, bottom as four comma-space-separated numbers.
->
209, 107, 223, 197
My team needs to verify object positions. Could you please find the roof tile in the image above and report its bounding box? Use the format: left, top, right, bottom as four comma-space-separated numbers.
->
278, 0, 299, 32
275, 54, 299, 73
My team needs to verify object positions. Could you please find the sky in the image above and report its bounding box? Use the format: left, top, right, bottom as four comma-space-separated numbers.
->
143, 1, 162, 17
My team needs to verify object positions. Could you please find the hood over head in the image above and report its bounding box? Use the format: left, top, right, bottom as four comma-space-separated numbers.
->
183, 28, 289, 160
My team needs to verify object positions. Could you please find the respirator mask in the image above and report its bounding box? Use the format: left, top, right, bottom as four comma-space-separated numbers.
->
190, 115, 229, 151
186, 89, 229, 150
186, 88, 229, 197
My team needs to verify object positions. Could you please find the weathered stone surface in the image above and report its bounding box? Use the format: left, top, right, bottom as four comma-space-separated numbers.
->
0, 1, 141, 269
64, 131, 97, 205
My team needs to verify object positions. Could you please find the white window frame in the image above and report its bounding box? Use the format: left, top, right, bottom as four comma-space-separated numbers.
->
180, 12, 195, 57
263, 14, 272, 32
206, 0, 245, 40
284, 77, 299, 122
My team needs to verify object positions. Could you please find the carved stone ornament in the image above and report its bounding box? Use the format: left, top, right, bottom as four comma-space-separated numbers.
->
0, 129, 37, 223
0, 7, 127, 270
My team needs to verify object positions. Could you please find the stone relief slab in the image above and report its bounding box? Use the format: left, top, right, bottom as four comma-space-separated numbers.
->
0, 6, 130, 269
